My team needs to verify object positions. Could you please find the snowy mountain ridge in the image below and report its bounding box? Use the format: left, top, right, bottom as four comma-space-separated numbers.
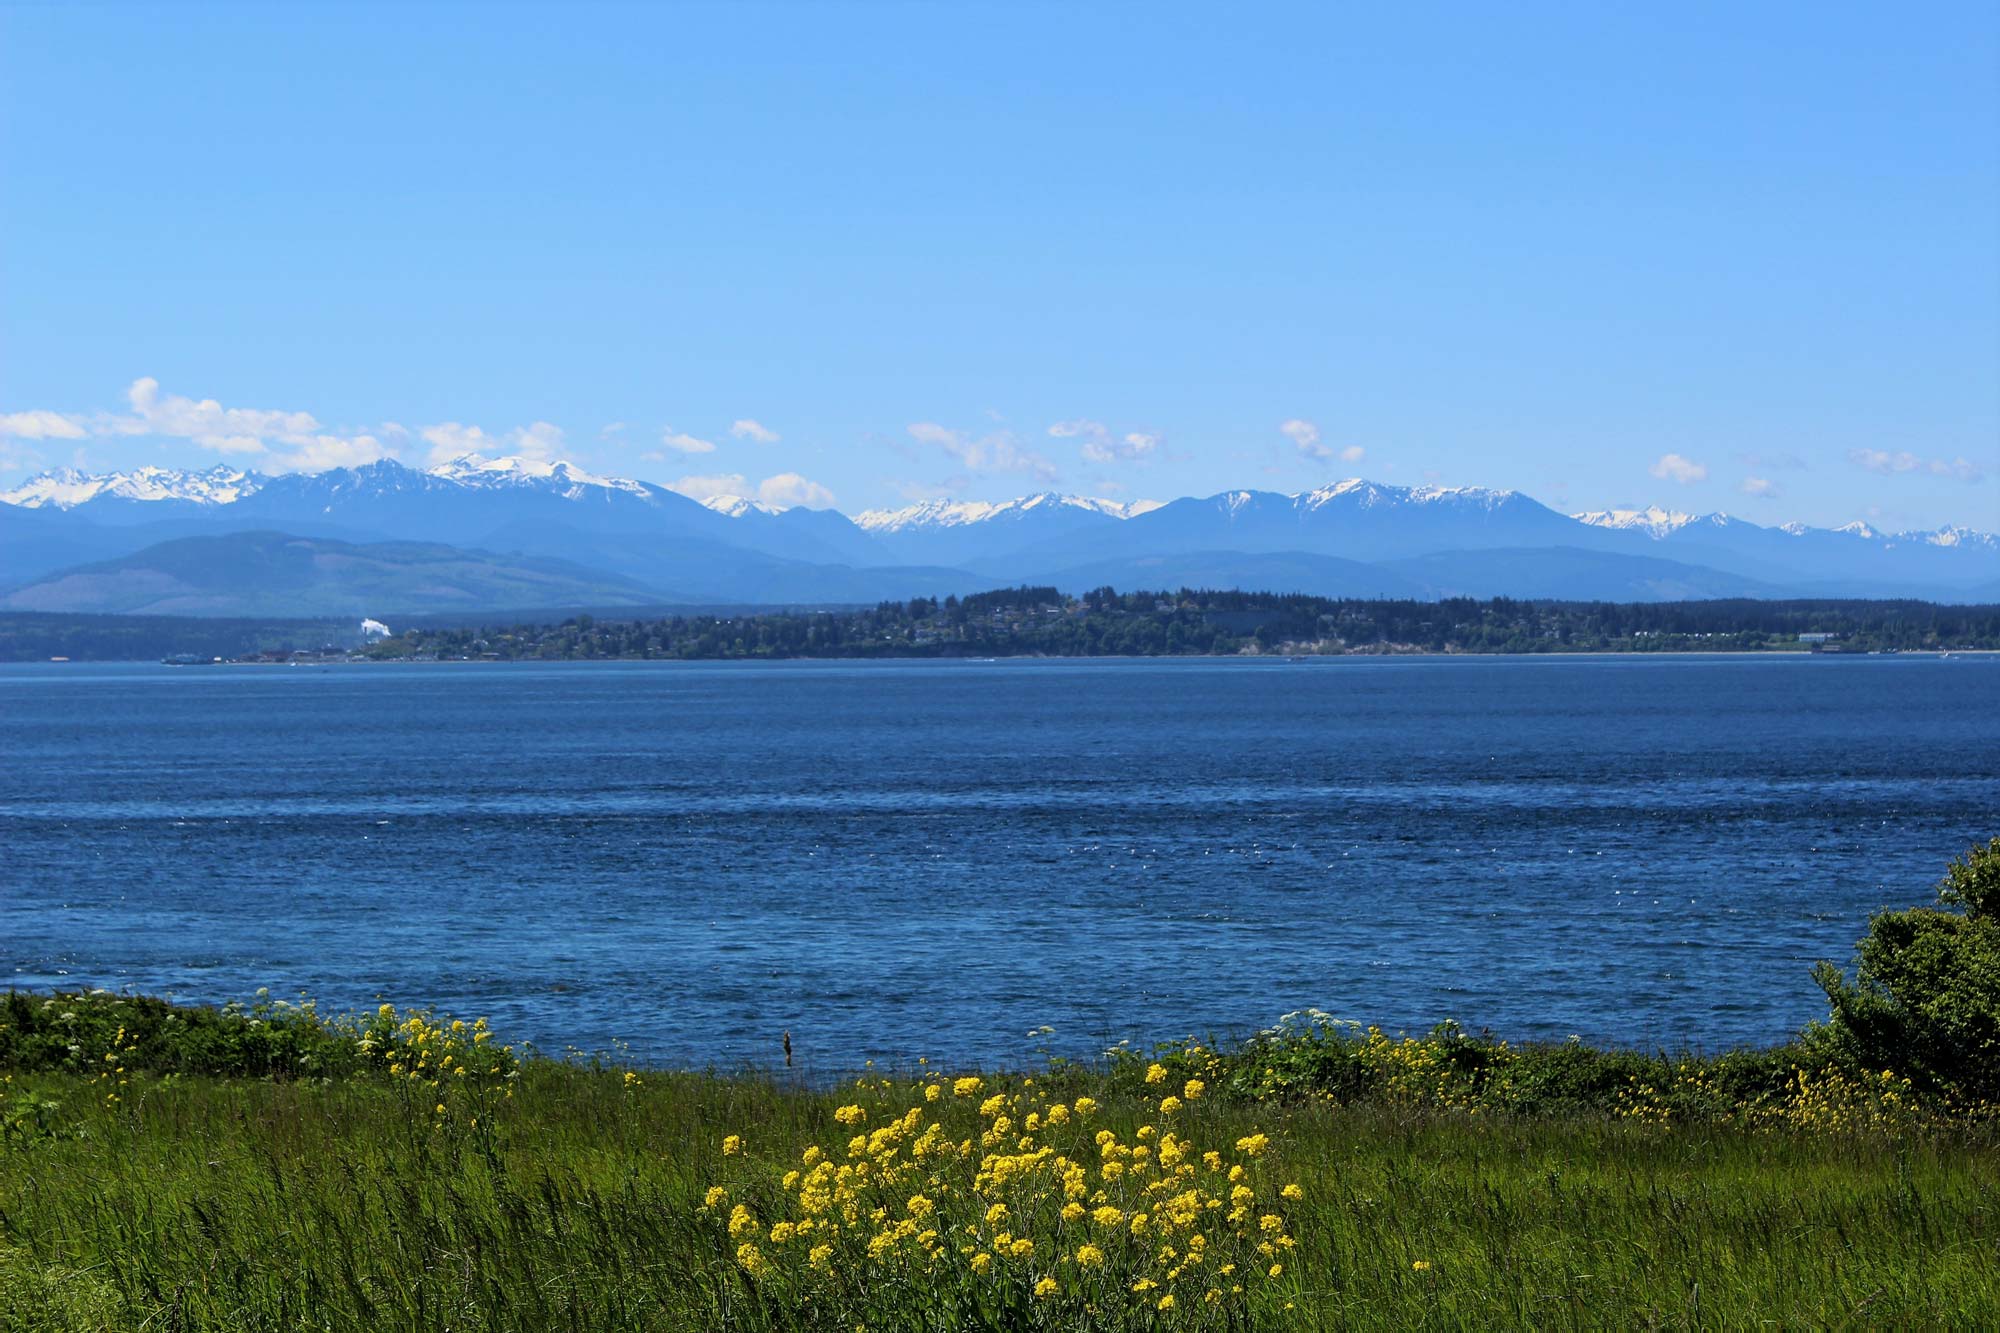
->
0, 464, 267, 509
854, 491, 1161, 533
1, 459, 1992, 555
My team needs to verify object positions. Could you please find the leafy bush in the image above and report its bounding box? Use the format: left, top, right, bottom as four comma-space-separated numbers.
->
0, 989, 362, 1081
1814, 837, 2000, 1105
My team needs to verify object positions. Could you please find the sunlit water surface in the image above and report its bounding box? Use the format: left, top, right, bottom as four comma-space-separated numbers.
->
4, 656, 1996, 1070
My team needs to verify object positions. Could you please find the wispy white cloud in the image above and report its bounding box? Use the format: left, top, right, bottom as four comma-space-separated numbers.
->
908, 421, 1058, 482
1739, 476, 1779, 499
82, 377, 396, 472
655, 426, 718, 456
1052, 418, 1161, 464
1649, 453, 1708, 485
4, 379, 602, 475
104, 377, 323, 456
0, 441, 45, 473
420, 420, 563, 466
0, 409, 88, 441
730, 418, 780, 444
286, 433, 396, 471
665, 472, 749, 501
757, 472, 834, 508
1279, 418, 1329, 460
1847, 448, 1983, 483
599, 421, 627, 440
663, 470, 833, 509
509, 421, 564, 461
1279, 418, 1364, 465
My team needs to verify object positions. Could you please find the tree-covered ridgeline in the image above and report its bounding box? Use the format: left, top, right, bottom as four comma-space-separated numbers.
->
1, 591, 1995, 662
0, 612, 360, 663
367, 589, 2000, 661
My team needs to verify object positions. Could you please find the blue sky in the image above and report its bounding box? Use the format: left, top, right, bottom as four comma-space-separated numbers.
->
2, 2, 1995, 528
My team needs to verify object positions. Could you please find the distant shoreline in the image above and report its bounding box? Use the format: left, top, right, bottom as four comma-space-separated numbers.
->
52, 645, 2000, 667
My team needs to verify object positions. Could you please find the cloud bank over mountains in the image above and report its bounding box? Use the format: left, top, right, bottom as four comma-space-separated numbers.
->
2, 449, 1993, 618
1, 378, 1990, 539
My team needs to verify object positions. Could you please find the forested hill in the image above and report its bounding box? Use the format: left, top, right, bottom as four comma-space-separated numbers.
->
365, 589, 2000, 661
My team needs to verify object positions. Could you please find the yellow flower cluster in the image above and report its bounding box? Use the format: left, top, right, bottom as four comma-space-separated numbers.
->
703, 1079, 1302, 1322
355, 1004, 516, 1128
1613, 1063, 1920, 1132
88, 1023, 140, 1108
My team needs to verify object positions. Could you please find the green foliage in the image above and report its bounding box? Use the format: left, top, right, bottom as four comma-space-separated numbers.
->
1103, 1012, 1940, 1130
1940, 835, 2000, 919
355, 592, 2000, 663
1814, 837, 2000, 1105
0, 611, 355, 663
1, 1062, 1995, 1330
0, 989, 364, 1080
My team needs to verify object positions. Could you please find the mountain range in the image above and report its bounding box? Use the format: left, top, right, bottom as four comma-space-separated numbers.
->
1, 457, 1994, 617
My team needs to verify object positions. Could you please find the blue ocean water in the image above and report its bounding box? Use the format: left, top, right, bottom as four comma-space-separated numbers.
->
3, 656, 1996, 1071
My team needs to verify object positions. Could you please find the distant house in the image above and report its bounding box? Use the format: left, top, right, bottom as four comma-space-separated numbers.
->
1798, 632, 1838, 644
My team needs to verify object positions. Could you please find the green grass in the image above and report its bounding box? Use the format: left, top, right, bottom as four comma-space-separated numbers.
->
2, 993, 1997, 1329
3, 1066, 1997, 1329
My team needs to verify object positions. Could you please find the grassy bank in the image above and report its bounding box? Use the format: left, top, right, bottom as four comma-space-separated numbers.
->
3, 993, 1997, 1330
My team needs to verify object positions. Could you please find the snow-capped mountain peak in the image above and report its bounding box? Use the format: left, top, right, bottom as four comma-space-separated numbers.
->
1571, 505, 1704, 539
0, 464, 265, 509
1296, 479, 1522, 513
1918, 525, 1999, 550
853, 491, 1156, 533
424, 453, 652, 499
702, 494, 785, 517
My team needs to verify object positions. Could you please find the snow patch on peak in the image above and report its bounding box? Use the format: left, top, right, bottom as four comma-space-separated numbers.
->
1571, 505, 1703, 539
1914, 525, 1998, 550
702, 494, 785, 517
854, 498, 1000, 533
854, 492, 1149, 533
0, 464, 264, 509
1297, 479, 1377, 509
1294, 479, 1521, 513
424, 454, 650, 499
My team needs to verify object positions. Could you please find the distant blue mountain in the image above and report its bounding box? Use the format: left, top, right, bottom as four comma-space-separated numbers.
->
2, 457, 1994, 611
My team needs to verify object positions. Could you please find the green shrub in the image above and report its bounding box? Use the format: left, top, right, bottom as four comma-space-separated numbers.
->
1814, 837, 2000, 1105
